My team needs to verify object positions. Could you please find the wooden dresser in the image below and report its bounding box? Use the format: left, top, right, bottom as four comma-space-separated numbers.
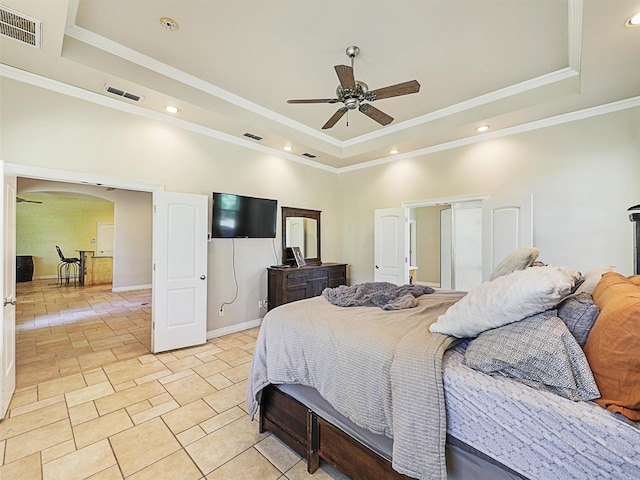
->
267, 263, 347, 310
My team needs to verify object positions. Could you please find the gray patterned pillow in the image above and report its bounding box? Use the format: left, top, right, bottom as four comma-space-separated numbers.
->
464, 310, 600, 401
557, 293, 599, 347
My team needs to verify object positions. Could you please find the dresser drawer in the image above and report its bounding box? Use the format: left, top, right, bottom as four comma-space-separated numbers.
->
309, 269, 329, 280
285, 271, 309, 286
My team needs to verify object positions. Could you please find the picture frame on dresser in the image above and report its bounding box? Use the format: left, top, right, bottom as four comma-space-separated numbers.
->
292, 246, 306, 267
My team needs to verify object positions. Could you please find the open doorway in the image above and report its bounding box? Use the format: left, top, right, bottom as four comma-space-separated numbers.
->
405, 195, 486, 291
13, 176, 153, 388
17, 187, 115, 286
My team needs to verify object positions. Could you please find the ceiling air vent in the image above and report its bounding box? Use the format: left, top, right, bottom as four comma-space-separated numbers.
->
0, 6, 42, 48
302, 152, 317, 158
104, 85, 144, 102
243, 132, 263, 141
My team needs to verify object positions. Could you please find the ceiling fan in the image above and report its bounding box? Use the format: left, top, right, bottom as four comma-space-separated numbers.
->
16, 197, 43, 204
287, 46, 421, 129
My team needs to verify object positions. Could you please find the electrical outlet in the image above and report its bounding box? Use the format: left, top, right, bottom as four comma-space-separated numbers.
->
218, 306, 224, 317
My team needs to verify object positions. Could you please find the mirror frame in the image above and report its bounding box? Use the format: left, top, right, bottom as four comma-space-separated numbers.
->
282, 207, 321, 266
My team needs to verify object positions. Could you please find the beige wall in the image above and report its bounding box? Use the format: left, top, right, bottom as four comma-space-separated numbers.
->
16, 193, 114, 278
18, 178, 152, 290
337, 107, 640, 284
2, 77, 639, 334
0, 78, 340, 332
414, 206, 449, 285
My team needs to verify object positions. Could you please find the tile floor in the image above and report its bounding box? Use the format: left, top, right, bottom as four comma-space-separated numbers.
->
1, 280, 348, 479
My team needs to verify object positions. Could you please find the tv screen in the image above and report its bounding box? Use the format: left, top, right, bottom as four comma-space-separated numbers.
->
212, 193, 277, 238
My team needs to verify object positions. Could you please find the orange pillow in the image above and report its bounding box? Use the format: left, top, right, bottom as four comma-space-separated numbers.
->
629, 275, 640, 287
584, 272, 640, 421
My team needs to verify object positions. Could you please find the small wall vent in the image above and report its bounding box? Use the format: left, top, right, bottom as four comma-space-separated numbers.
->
104, 85, 144, 102
301, 152, 317, 158
0, 6, 42, 48
243, 132, 263, 141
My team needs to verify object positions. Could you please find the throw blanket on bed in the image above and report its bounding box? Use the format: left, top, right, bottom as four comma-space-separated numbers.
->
322, 282, 435, 310
247, 291, 466, 480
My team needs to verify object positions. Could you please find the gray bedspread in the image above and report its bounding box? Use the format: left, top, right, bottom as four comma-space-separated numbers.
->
247, 290, 465, 480
322, 282, 435, 310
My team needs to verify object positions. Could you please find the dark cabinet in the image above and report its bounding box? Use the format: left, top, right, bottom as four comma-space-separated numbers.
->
267, 263, 347, 310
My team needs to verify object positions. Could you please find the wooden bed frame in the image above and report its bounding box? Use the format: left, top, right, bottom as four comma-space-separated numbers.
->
259, 384, 411, 480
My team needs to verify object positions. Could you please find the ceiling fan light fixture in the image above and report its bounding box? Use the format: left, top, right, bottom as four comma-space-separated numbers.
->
626, 12, 640, 27
345, 98, 359, 110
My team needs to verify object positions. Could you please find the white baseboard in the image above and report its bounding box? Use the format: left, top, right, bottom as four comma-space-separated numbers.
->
207, 318, 263, 340
418, 281, 441, 288
112, 284, 152, 292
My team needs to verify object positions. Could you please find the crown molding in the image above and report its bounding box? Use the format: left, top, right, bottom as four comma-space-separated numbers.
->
3, 64, 637, 176
338, 96, 640, 173
63, 0, 584, 153
341, 67, 579, 148
63, 26, 342, 149
0, 64, 338, 174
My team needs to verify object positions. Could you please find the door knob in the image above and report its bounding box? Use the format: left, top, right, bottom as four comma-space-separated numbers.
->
375, 265, 379, 269
200, 275, 206, 280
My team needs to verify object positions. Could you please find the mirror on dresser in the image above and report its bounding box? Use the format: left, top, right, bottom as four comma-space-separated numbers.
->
282, 207, 321, 266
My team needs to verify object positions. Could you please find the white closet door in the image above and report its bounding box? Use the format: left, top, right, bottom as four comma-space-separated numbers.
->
440, 208, 452, 290
453, 205, 483, 291
482, 195, 534, 281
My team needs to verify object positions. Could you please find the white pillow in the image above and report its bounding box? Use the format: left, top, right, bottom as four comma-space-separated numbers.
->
572, 264, 616, 296
489, 247, 540, 281
429, 265, 582, 338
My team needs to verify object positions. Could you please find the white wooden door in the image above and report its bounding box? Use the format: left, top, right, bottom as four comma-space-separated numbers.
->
374, 208, 409, 285
453, 205, 483, 291
97, 222, 114, 256
482, 194, 534, 281
1, 163, 17, 417
152, 192, 208, 353
440, 208, 452, 290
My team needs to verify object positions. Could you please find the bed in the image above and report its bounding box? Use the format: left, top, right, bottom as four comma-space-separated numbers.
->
247, 261, 640, 480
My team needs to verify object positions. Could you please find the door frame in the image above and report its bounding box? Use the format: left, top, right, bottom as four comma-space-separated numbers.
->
403, 193, 490, 210
404, 193, 489, 288
5, 164, 164, 318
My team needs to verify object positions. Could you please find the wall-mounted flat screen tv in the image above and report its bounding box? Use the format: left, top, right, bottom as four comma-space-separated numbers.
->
212, 192, 277, 238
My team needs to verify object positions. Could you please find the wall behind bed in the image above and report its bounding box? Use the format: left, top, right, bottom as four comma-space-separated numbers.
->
336, 106, 640, 285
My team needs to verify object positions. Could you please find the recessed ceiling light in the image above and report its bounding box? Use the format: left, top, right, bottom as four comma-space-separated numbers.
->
164, 105, 180, 114
389, 149, 399, 154
159, 17, 179, 31
475, 125, 491, 133
626, 12, 640, 27
284, 146, 292, 151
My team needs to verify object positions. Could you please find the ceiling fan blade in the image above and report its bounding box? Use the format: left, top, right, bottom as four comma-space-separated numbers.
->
359, 104, 394, 126
287, 98, 340, 104
322, 107, 348, 129
16, 197, 43, 204
334, 65, 356, 90
369, 80, 420, 100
